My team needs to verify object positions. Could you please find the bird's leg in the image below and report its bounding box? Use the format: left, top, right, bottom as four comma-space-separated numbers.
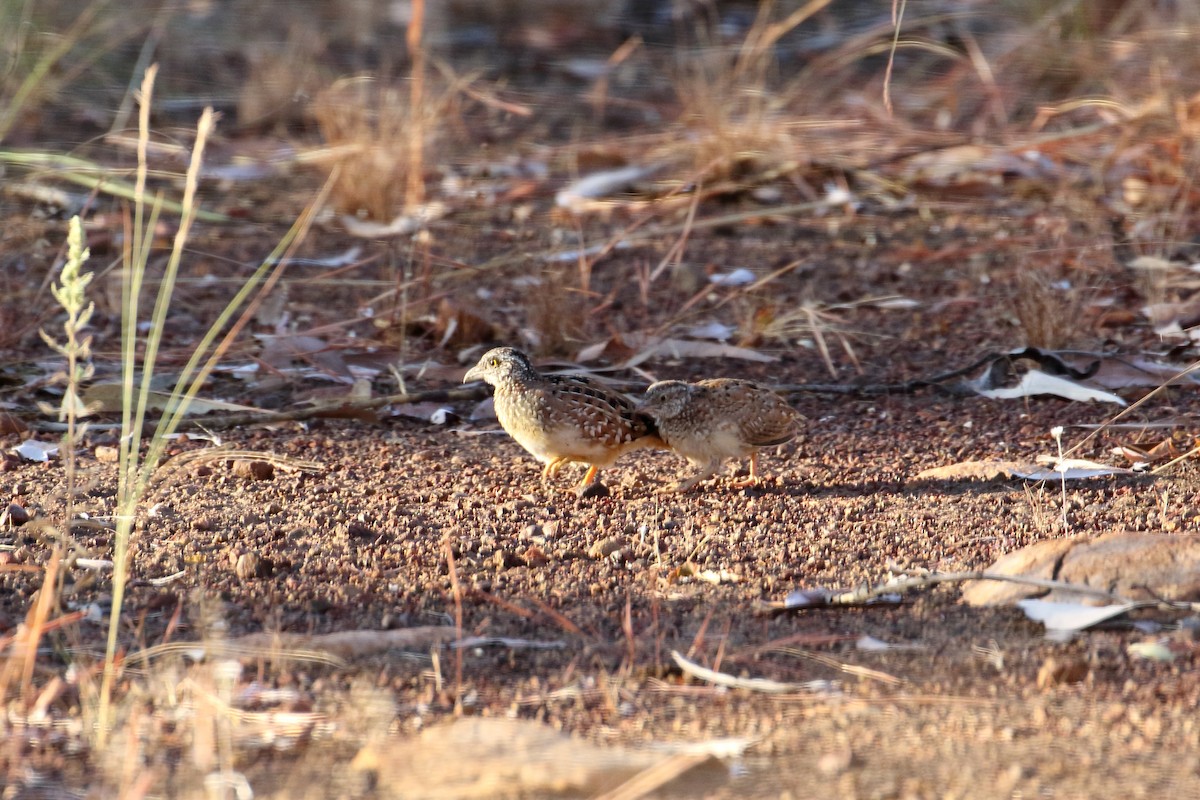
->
578, 464, 600, 487
542, 457, 568, 481
662, 460, 718, 493
730, 452, 762, 488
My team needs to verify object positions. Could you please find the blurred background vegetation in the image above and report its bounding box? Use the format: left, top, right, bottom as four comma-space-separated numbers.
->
5, 0, 1198, 146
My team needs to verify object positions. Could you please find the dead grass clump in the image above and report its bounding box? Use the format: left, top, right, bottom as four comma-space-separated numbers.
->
523, 266, 589, 357
1010, 268, 1085, 350
742, 296, 868, 378
665, 0, 831, 183
310, 76, 454, 221
312, 77, 424, 220
908, 0, 1200, 134
237, 25, 329, 132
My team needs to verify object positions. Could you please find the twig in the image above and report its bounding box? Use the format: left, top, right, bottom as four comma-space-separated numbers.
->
772, 647, 904, 686
777, 346, 1132, 398
671, 650, 834, 695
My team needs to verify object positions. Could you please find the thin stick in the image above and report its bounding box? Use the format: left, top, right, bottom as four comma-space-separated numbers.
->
443, 536, 464, 715
405, 0, 426, 210
882, 0, 907, 116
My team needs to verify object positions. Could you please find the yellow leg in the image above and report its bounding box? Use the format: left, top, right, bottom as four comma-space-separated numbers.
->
730, 452, 762, 488
578, 464, 600, 487
543, 457, 568, 481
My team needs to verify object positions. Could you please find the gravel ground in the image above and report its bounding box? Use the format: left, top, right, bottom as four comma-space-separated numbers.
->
3, 381, 1199, 796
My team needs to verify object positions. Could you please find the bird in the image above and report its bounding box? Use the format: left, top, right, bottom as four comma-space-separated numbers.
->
462, 347, 666, 490
638, 378, 802, 492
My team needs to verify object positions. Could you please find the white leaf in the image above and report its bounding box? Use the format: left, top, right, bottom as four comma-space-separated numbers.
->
870, 296, 920, 309
973, 369, 1126, 405
1013, 456, 1132, 481
1127, 255, 1178, 271
15, 439, 59, 461
783, 588, 833, 609
1127, 641, 1175, 662
1016, 599, 1135, 632
708, 268, 756, 286
555, 166, 652, 212
685, 321, 737, 341
340, 202, 446, 238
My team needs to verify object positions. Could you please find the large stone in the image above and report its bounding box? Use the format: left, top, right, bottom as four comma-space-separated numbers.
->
962, 532, 1200, 607
354, 717, 727, 798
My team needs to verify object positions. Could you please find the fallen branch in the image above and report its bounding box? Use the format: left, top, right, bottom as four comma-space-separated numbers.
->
180, 385, 489, 429
27, 385, 490, 432
758, 567, 1200, 615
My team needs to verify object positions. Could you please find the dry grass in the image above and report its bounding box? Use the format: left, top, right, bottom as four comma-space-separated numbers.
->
309, 64, 474, 222
309, 77, 436, 221
743, 296, 879, 377
0, 0, 147, 143
10, 0, 1200, 796
665, 0, 833, 183
524, 265, 590, 357
1010, 268, 1083, 350
236, 25, 329, 132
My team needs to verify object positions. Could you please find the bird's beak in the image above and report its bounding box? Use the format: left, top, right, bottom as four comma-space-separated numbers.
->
462, 365, 482, 384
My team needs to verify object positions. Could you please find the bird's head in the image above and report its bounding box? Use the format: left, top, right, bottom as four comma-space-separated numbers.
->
639, 380, 692, 420
463, 346, 538, 386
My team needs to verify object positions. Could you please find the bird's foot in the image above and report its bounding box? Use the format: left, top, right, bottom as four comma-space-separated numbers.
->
659, 476, 702, 494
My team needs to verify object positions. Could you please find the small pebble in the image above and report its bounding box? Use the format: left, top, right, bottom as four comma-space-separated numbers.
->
1, 503, 29, 527
94, 445, 120, 463
234, 552, 259, 580
589, 537, 625, 559
232, 459, 275, 481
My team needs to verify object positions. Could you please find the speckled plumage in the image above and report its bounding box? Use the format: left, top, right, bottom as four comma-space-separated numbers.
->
463, 347, 666, 487
639, 378, 802, 492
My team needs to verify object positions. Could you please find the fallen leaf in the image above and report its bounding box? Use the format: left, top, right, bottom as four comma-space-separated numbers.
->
258, 334, 354, 382
708, 268, 756, 286
83, 384, 264, 416
972, 369, 1126, 405
340, 201, 446, 237
1016, 599, 1137, 633
916, 460, 1030, 480
1127, 641, 1176, 662
555, 165, 654, 212
623, 334, 777, 366
354, 716, 726, 799
1013, 456, 1132, 481
434, 299, 495, 349
14, 439, 59, 462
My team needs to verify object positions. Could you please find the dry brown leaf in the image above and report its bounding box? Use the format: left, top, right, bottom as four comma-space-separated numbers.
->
916, 460, 1028, 481
83, 384, 262, 416
259, 334, 355, 381
434, 298, 495, 348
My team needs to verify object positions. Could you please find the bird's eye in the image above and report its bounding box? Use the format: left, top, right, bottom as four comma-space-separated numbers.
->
490, 358, 499, 367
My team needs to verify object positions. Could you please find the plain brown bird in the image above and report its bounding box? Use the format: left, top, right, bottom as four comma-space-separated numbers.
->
639, 378, 802, 492
463, 347, 666, 489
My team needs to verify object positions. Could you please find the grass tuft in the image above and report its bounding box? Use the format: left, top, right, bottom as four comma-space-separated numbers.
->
666, 0, 831, 183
